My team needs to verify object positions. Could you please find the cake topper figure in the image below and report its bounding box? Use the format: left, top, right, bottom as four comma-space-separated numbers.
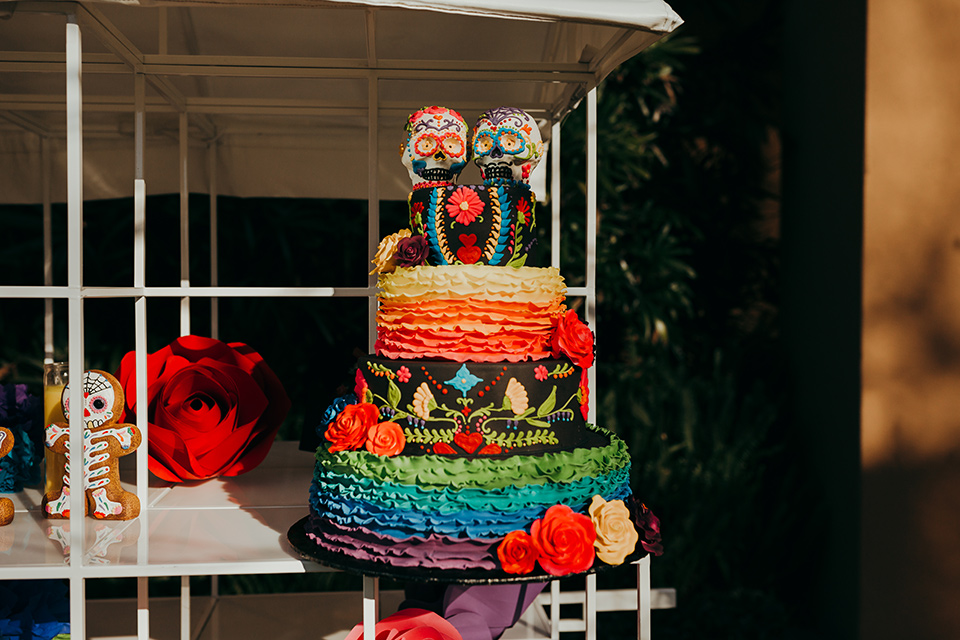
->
44, 369, 141, 520
473, 107, 543, 184
401, 106, 469, 188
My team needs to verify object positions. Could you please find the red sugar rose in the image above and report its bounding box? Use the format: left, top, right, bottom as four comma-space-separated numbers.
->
327, 402, 379, 452
552, 310, 594, 369
498, 530, 539, 575
115, 335, 290, 483
366, 421, 406, 457
531, 504, 597, 576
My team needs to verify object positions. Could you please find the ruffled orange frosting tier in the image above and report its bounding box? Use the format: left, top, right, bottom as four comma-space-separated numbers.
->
376, 265, 565, 362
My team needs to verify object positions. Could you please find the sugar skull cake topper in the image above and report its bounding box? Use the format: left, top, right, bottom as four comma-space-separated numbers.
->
473, 107, 543, 183
401, 106, 470, 188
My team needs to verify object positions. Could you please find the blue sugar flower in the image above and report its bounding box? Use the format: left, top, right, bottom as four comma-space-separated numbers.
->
316, 392, 358, 438
444, 364, 483, 397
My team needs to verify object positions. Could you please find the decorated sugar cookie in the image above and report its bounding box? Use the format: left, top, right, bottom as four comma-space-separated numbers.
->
43, 370, 141, 520
0, 427, 13, 526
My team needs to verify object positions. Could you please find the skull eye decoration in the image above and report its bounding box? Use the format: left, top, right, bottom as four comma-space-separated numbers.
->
62, 370, 117, 429
473, 107, 544, 184
401, 106, 470, 187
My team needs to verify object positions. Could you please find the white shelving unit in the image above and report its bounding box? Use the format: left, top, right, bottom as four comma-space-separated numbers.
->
0, 2, 681, 639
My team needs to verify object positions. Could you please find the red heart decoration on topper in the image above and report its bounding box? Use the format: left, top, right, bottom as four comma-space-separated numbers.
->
453, 432, 484, 454
456, 235, 482, 264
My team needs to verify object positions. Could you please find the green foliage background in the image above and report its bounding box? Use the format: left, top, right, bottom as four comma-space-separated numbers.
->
0, 1, 811, 636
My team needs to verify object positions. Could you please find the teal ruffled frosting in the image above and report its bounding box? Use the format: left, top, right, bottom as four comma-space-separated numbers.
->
315, 466, 631, 514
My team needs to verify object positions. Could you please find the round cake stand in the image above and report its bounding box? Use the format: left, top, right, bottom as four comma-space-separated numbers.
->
288, 517, 655, 640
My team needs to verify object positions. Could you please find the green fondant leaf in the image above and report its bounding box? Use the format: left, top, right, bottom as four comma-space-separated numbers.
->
527, 418, 551, 429
537, 387, 557, 417
503, 395, 512, 411
387, 379, 402, 408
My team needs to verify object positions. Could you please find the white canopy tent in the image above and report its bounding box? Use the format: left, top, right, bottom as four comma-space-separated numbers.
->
0, 2, 682, 639
0, 0, 681, 202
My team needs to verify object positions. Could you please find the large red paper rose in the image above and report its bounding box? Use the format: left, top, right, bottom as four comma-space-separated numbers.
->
531, 504, 597, 576
115, 335, 290, 483
326, 402, 379, 452
552, 310, 594, 369
345, 608, 462, 640
497, 530, 539, 575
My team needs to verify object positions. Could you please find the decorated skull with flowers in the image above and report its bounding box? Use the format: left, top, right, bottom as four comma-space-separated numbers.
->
400, 106, 470, 187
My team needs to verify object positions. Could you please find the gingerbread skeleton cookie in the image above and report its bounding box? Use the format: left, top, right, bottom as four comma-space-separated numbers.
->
44, 370, 141, 520
0, 427, 13, 526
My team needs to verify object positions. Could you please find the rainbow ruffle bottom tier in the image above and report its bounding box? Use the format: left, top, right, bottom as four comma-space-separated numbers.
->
304, 425, 632, 572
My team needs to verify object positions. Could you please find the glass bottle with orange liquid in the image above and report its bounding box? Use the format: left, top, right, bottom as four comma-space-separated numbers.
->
42, 362, 68, 500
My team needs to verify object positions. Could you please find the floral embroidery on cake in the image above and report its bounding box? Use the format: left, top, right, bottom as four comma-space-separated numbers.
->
446, 186, 484, 226
409, 199, 425, 234
397, 366, 411, 383
404, 426, 456, 445
504, 378, 529, 415
367, 361, 397, 380
479, 428, 558, 449
444, 364, 484, 396
515, 197, 532, 226
534, 365, 549, 381
411, 382, 436, 420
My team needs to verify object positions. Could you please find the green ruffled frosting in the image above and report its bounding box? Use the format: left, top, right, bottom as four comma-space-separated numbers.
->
316, 425, 629, 491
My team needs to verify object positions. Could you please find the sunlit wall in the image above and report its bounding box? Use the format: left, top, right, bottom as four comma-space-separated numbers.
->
862, 1, 960, 637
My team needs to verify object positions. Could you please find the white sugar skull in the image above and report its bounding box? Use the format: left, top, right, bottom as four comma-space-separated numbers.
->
62, 370, 118, 429
473, 107, 543, 183
401, 106, 469, 187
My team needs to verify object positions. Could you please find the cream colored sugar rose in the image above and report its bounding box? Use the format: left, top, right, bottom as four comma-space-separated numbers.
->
370, 229, 412, 274
589, 495, 639, 565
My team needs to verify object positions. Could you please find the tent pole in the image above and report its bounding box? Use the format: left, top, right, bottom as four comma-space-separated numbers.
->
585, 87, 597, 424
551, 120, 561, 269
66, 13, 87, 640
179, 112, 190, 336
42, 135, 54, 363
209, 141, 219, 340
133, 71, 151, 596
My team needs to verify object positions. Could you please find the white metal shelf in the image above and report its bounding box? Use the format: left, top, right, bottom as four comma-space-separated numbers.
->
0, 442, 323, 581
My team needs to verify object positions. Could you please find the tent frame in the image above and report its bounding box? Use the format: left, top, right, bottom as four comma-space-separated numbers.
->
0, 2, 675, 639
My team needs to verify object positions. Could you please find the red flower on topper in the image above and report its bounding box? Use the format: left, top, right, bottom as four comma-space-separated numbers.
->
515, 197, 532, 226
446, 187, 484, 225
326, 402, 379, 453
531, 504, 597, 576
552, 309, 595, 369
115, 335, 290, 483
498, 530, 539, 575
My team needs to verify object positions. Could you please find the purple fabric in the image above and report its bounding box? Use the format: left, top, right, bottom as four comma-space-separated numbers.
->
401, 582, 546, 640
